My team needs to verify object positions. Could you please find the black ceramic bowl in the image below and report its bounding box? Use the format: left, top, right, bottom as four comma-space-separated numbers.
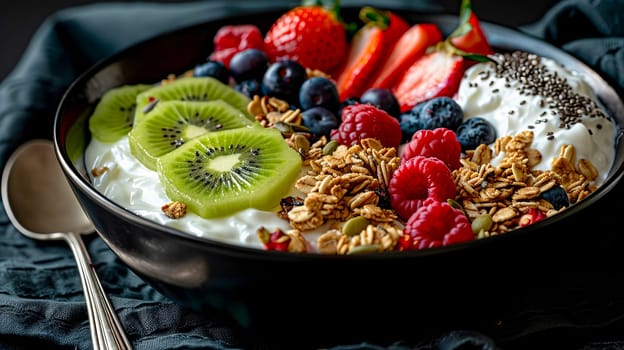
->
53, 4, 624, 348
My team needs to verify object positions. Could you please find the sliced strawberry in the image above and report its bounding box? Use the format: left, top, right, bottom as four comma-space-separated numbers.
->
359, 7, 411, 47
335, 24, 385, 101
391, 51, 465, 113
335, 7, 409, 101
449, 0, 493, 56
368, 23, 442, 90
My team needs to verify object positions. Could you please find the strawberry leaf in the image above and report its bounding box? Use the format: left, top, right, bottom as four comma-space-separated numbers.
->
448, 0, 474, 39
462, 53, 494, 63
359, 6, 391, 30
432, 40, 495, 63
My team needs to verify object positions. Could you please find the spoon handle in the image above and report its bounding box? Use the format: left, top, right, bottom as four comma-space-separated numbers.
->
65, 231, 133, 350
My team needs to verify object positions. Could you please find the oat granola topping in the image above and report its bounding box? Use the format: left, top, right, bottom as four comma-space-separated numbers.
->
453, 130, 597, 236
91, 166, 109, 177
161, 201, 187, 219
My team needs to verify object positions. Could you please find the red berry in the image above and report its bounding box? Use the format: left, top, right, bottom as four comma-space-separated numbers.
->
330, 103, 402, 149
388, 156, 456, 220
391, 51, 465, 113
401, 198, 473, 250
210, 25, 265, 68
257, 226, 290, 252
518, 208, 546, 227
264, 5, 347, 73
401, 128, 461, 170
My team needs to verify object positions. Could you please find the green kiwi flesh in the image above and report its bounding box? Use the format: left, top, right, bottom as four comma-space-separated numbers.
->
128, 100, 260, 170
89, 84, 152, 142
135, 77, 253, 125
157, 127, 302, 218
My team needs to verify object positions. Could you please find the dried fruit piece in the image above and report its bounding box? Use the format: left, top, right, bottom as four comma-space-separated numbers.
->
257, 226, 290, 251
518, 208, 546, 227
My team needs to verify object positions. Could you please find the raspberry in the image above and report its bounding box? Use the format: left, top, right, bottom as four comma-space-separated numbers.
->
330, 103, 402, 149
209, 25, 265, 68
401, 198, 474, 250
388, 155, 456, 220
401, 128, 461, 170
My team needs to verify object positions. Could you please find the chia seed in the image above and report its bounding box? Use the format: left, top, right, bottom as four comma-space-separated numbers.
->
490, 51, 608, 130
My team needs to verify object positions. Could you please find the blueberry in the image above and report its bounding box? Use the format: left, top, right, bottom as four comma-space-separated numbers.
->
397, 101, 430, 142
539, 185, 570, 210
301, 106, 339, 138
455, 117, 497, 151
193, 60, 230, 84
360, 88, 400, 118
399, 111, 425, 143
235, 79, 262, 99
229, 48, 269, 83
299, 77, 339, 113
262, 60, 307, 106
411, 100, 427, 116
418, 96, 464, 130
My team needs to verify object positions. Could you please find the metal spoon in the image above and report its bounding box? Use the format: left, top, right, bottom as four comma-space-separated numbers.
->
1, 139, 133, 350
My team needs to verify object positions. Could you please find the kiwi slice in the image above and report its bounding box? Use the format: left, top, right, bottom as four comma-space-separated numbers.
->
157, 127, 302, 218
135, 77, 253, 125
128, 100, 260, 170
89, 84, 152, 142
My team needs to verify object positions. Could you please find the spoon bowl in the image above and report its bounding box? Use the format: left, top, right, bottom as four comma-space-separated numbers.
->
1, 139, 132, 350
2, 139, 94, 239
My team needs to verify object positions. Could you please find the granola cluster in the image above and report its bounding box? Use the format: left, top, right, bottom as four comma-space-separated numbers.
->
285, 138, 403, 254
247, 95, 302, 128
453, 130, 598, 238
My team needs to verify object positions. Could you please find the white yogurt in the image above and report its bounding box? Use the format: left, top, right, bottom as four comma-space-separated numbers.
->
85, 138, 286, 249
85, 51, 617, 250
456, 52, 616, 184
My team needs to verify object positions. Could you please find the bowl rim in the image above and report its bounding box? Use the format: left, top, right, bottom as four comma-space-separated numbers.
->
53, 6, 624, 261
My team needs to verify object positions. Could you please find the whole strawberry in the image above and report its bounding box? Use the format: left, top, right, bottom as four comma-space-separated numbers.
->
264, 0, 348, 73
330, 103, 402, 149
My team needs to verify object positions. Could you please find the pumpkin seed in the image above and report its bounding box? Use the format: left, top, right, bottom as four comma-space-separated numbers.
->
342, 216, 370, 236
322, 140, 339, 155
273, 121, 293, 136
471, 214, 493, 234
347, 244, 381, 255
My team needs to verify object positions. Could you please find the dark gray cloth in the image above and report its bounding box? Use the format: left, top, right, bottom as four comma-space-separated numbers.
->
0, 0, 623, 349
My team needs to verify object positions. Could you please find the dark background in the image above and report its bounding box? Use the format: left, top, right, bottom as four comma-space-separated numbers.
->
0, 0, 562, 82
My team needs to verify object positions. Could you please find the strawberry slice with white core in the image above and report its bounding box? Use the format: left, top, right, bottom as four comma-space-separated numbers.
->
368, 23, 442, 90
335, 25, 385, 101
391, 51, 465, 113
